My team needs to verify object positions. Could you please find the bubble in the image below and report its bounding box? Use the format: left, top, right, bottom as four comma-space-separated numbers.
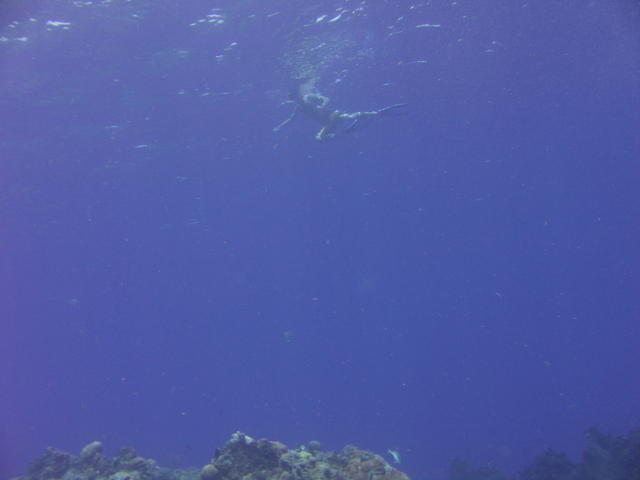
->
280, 24, 375, 85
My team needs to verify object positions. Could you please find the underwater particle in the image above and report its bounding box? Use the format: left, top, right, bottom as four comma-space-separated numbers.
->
283, 331, 293, 343
328, 11, 344, 23
190, 9, 225, 27
68, 298, 80, 305
46, 20, 72, 27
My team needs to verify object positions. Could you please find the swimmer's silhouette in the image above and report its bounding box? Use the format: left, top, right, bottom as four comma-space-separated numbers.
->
274, 78, 407, 141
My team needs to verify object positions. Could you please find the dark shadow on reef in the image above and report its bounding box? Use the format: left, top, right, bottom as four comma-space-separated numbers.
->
452, 428, 640, 480
13, 428, 640, 480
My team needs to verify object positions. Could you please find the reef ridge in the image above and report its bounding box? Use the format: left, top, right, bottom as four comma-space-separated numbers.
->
15, 432, 410, 480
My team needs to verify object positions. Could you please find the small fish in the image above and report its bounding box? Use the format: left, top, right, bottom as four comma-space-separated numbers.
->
387, 449, 401, 464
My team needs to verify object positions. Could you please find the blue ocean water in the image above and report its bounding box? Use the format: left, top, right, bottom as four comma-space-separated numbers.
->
1, 0, 639, 478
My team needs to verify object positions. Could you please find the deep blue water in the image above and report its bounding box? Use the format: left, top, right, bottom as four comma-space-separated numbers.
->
1, 1, 639, 478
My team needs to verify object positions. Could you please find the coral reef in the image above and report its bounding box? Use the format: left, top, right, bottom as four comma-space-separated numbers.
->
519, 449, 576, 480
14, 432, 409, 480
15, 427, 640, 480
576, 428, 640, 480
199, 432, 409, 480
452, 427, 640, 480
15, 440, 191, 480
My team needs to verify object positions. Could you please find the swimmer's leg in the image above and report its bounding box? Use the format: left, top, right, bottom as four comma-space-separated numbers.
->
340, 105, 407, 134
338, 111, 381, 134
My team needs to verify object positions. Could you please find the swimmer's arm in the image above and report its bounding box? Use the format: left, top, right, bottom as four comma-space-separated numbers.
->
375, 103, 408, 115
338, 110, 377, 120
339, 104, 408, 120
339, 104, 408, 134
273, 105, 299, 132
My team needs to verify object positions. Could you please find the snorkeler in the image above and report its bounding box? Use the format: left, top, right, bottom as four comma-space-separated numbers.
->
273, 79, 407, 141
